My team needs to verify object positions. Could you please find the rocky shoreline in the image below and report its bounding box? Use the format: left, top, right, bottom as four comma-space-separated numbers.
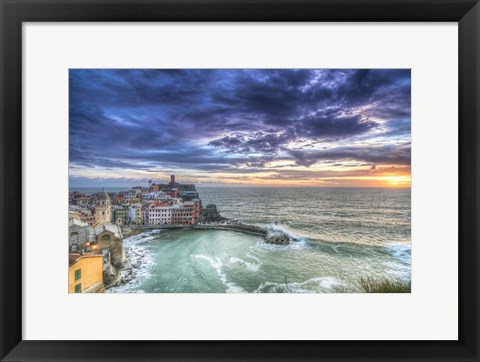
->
107, 231, 155, 292
121, 246, 148, 284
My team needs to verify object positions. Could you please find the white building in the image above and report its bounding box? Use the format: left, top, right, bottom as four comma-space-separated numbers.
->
147, 206, 172, 225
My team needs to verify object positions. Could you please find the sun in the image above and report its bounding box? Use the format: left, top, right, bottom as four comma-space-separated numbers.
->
383, 175, 411, 187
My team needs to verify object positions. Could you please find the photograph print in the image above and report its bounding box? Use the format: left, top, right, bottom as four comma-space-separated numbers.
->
68, 69, 411, 294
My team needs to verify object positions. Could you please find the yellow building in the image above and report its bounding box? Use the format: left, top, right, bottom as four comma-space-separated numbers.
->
68, 253, 104, 293
135, 205, 143, 225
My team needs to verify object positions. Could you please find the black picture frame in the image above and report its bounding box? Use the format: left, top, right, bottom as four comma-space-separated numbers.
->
1, 0, 479, 361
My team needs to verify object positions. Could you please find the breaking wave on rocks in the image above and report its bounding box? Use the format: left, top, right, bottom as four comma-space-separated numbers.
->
106, 230, 159, 293
257, 223, 308, 250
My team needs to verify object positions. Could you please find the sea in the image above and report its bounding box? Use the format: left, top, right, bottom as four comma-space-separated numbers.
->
71, 187, 411, 293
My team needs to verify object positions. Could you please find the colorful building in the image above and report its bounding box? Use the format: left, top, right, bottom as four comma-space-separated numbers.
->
114, 206, 128, 225
172, 204, 194, 225
128, 204, 143, 225
68, 253, 104, 293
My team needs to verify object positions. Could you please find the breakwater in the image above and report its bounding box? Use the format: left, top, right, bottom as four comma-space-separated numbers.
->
124, 222, 292, 245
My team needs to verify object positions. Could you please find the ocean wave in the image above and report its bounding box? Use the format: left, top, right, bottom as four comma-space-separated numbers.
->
380, 243, 411, 280
229, 256, 261, 271
107, 232, 157, 293
264, 223, 305, 241
192, 254, 246, 293
246, 253, 261, 265
123, 230, 162, 244
383, 243, 411, 264
254, 237, 308, 251
254, 276, 345, 293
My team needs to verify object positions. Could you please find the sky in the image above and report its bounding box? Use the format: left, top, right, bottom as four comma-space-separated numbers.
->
69, 69, 411, 188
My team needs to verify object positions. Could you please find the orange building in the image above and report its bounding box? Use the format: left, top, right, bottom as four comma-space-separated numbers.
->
68, 253, 104, 293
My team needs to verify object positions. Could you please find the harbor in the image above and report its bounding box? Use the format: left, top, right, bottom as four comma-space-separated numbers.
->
125, 221, 295, 245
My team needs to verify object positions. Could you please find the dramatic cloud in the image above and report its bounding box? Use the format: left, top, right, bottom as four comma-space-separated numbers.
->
69, 69, 411, 187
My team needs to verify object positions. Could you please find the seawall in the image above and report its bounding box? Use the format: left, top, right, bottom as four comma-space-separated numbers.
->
124, 222, 290, 245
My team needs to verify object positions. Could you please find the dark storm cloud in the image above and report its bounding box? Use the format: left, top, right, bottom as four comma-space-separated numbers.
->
69, 69, 411, 175
209, 131, 292, 155
293, 113, 378, 139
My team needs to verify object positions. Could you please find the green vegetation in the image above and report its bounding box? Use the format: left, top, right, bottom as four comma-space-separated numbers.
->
358, 277, 411, 293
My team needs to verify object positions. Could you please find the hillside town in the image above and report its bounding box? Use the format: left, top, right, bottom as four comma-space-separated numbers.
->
68, 175, 207, 293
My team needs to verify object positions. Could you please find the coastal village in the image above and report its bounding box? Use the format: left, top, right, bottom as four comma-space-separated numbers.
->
68, 175, 292, 293
68, 175, 211, 293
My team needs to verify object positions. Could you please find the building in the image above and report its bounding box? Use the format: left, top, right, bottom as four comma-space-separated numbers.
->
69, 205, 96, 226
68, 218, 96, 252
114, 206, 128, 225
93, 223, 126, 269
171, 204, 195, 225
147, 205, 172, 225
149, 184, 160, 192
128, 204, 143, 225
181, 199, 201, 219
180, 190, 198, 199
94, 192, 111, 226
80, 210, 96, 226
68, 253, 104, 293
75, 197, 91, 206
124, 189, 141, 201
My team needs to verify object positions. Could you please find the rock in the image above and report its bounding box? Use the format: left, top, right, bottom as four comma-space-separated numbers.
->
265, 232, 290, 245
103, 263, 121, 288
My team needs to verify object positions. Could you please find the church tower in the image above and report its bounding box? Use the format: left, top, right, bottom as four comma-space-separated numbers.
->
95, 191, 111, 226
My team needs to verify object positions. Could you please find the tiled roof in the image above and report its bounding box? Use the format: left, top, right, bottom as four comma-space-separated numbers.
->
94, 223, 123, 238
69, 218, 89, 227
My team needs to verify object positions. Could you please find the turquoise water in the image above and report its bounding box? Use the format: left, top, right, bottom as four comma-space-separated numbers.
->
109, 187, 411, 293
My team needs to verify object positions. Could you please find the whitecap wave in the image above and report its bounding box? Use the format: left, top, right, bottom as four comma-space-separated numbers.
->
264, 223, 306, 242
246, 253, 261, 265
383, 243, 411, 265
107, 231, 157, 293
254, 276, 345, 293
192, 254, 246, 293
229, 256, 261, 271
380, 243, 411, 280
254, 237, 308, 251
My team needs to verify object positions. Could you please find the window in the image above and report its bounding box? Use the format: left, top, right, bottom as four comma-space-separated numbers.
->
74, 269, 81, 281
75, 283, 81, 293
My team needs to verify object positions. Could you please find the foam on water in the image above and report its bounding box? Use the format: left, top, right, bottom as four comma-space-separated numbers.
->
107, 231, 156, 293
264, 223, 306, 241
254, 237, 308, 251
384, 243, 411, 260
193, 254, 246, 293
254, 276, 345, 293
229, 256, 261, 271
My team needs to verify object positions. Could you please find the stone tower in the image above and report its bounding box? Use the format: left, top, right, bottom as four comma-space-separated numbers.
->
95, 192, 111, 226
